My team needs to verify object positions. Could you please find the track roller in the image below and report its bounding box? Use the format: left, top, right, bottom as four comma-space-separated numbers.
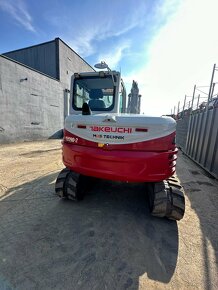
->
147, 175, 185, 221
55, 168, 94, 201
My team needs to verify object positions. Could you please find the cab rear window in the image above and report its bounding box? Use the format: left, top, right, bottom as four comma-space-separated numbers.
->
73, 76, 115, 111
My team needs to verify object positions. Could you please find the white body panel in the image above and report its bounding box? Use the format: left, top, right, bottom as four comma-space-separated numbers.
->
65, 113, 176, 144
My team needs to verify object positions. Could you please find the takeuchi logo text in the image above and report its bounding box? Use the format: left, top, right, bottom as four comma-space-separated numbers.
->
90, 126, 132, 134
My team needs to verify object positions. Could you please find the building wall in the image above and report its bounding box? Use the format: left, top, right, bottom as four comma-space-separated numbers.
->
3, 40, 58, 79
58, 39, 94, 89
2, 38, 95, 86
0, 39, 95, 143
57, 39, 95, 118
0, 56, 64, 143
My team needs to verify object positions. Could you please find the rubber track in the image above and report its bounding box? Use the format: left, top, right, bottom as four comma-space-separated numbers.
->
149, 175, 185, 221
65, 171, 84, 201
55, 168, 96, 201
55, 168, 71, 198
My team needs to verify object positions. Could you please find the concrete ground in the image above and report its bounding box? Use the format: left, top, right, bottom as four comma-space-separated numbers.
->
0, 140, 217, 290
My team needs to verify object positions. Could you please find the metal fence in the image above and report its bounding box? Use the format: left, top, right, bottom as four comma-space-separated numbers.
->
176, 107, 218, 179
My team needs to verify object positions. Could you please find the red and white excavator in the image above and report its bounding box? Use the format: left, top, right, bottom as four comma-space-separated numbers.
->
55, 62, 185, 220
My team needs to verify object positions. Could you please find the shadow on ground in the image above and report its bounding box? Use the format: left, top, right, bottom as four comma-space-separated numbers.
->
0, 173, 179, 290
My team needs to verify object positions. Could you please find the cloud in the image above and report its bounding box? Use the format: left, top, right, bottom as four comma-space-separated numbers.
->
68, 28, 98, 57
57, 1, 149, 57
97, 41, 131, 69
67, 20, 138, 58
0, 0, 35, 32
123, 0, 218, 116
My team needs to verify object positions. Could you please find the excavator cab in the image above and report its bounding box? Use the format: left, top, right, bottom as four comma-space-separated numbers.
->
71, 71, 126, 114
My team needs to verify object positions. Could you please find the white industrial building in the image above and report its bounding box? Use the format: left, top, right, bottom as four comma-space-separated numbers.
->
0, 38, 94, 143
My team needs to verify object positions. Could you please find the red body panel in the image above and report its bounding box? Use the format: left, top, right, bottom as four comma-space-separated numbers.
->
62, 130, 177, 182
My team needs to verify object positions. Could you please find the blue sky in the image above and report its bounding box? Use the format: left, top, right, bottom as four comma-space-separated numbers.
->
0, 0, 218, 115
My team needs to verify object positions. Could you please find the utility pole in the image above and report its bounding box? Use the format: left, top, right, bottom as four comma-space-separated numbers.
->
185, 85, 196, 153
190, 85, 196, 114
207, 64, 216, 108
182, 95, 187, 112
177, 101, 180, 115
196, 94, 200, 109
